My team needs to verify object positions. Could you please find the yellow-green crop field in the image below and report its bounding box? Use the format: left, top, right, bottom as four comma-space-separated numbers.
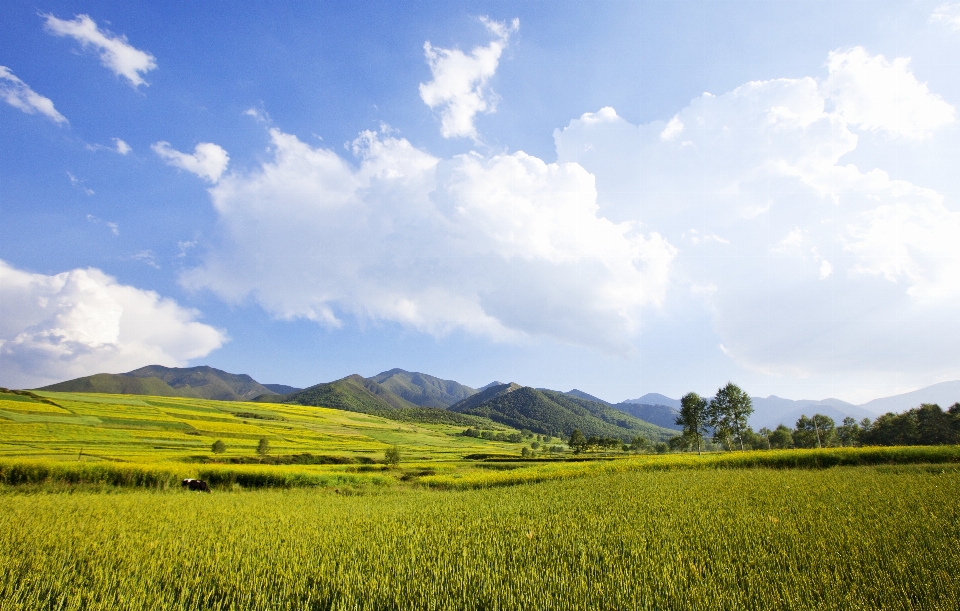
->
0, 390, 528, 464
2, 465, 958, 610
2, 390, 959, 608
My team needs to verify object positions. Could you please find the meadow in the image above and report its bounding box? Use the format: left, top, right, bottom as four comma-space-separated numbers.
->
1, 465, 957, 610
2, 389, 959, 609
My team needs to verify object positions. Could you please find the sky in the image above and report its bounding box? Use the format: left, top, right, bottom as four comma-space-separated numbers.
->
2, 1, 960, 404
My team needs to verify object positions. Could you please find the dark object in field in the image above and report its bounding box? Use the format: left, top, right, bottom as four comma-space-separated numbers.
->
181, 478, 211, 492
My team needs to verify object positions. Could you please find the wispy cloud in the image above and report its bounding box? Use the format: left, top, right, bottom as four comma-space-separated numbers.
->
43, 13, 157, 88
931, 3, 960, 29
86, 214, 118, 235
0, 66, 67, 124
68, 172, 94, 196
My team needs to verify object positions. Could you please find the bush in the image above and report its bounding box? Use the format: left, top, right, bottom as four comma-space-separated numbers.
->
384, 445, 401, 467
212, 440, 226, 454
256, 437, 270, 457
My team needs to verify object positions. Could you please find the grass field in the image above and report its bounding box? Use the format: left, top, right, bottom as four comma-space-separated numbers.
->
1, 465, 957, 610
0, 389, 533, 464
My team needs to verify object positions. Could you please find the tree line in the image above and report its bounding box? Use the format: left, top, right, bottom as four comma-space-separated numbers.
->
673, 382, 960, 451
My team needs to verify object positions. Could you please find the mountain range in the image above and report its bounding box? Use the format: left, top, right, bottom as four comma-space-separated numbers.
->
33, 366, 960, 438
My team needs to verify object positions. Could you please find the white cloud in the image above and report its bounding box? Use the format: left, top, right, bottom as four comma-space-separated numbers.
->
660, 115, 683, 141
181, 127, 675, 354
419, 17, 519, 140
113, 138, 131, 154
931, 3, 960, 29
821, 47, 955, 140
553, 48, 960, 381
0, 260, 225, 389
0, 66, 67, 124
152, 141, 229, 183
43, 14, 157, 88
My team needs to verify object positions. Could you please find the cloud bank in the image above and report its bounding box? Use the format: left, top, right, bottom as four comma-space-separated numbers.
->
180, 45, 960, 389
0, 261, 225, 389
554, 47, 960, 382
43, 13, 157, 88
419, 17, 519, 140
0, 66, 67, 124
182, 128, 675, 354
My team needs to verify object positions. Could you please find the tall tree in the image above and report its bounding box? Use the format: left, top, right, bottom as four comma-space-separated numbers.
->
569, 429, 588, 454
677, 392, 709, 455
708, 383, 753, 451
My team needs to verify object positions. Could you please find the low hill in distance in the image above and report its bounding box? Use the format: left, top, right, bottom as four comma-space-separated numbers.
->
451, 385, 675, 442
614, 403, 683, 431
623, 393, 682, 410
38, 365, 278, 402
368, 369, 476, 407
262, 384, 302, 395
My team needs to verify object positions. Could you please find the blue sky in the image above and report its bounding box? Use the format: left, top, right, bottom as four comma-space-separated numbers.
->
2, 1, 959, 403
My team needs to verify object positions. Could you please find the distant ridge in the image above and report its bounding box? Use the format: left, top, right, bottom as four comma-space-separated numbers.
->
564, 389, 611, 405
614, 402, 683, 431
368, 369, 476, 408
263, 384, 302, 395
478, 381, 504, 392
623, 393, 681, 410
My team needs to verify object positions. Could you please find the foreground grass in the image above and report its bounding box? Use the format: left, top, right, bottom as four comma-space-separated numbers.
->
2, 445, 958, 492
1, 466, 957, 610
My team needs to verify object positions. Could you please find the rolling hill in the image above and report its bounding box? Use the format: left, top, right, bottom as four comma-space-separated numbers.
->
368, 369, 477, 407
37, 365, 278, 402
450, 385, 675, 441
282, 375, 417, 414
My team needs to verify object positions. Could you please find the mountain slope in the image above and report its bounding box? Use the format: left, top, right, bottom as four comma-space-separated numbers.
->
37, 365, 277, 401
36, 373, 187, 398
283, 375, 418, 415
449, 383, 522, 412
368, 369, 476, 408
451, 386, 675, 441
123, 365, 276, 401
614, 402, 683, 431
564, 389, 611, 405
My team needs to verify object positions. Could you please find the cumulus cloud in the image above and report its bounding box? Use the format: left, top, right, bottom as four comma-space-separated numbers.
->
0, 260, 225, 389
43, 13, 157, 88
419, 17, 519, 139
152, 141, 229, 183
0, 66, 67, 124
821, 47, 955, 140
554, 48, 960, 381
181, 128, 675, 354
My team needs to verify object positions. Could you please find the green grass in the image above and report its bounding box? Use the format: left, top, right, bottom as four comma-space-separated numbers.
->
1, 466, 957, 610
